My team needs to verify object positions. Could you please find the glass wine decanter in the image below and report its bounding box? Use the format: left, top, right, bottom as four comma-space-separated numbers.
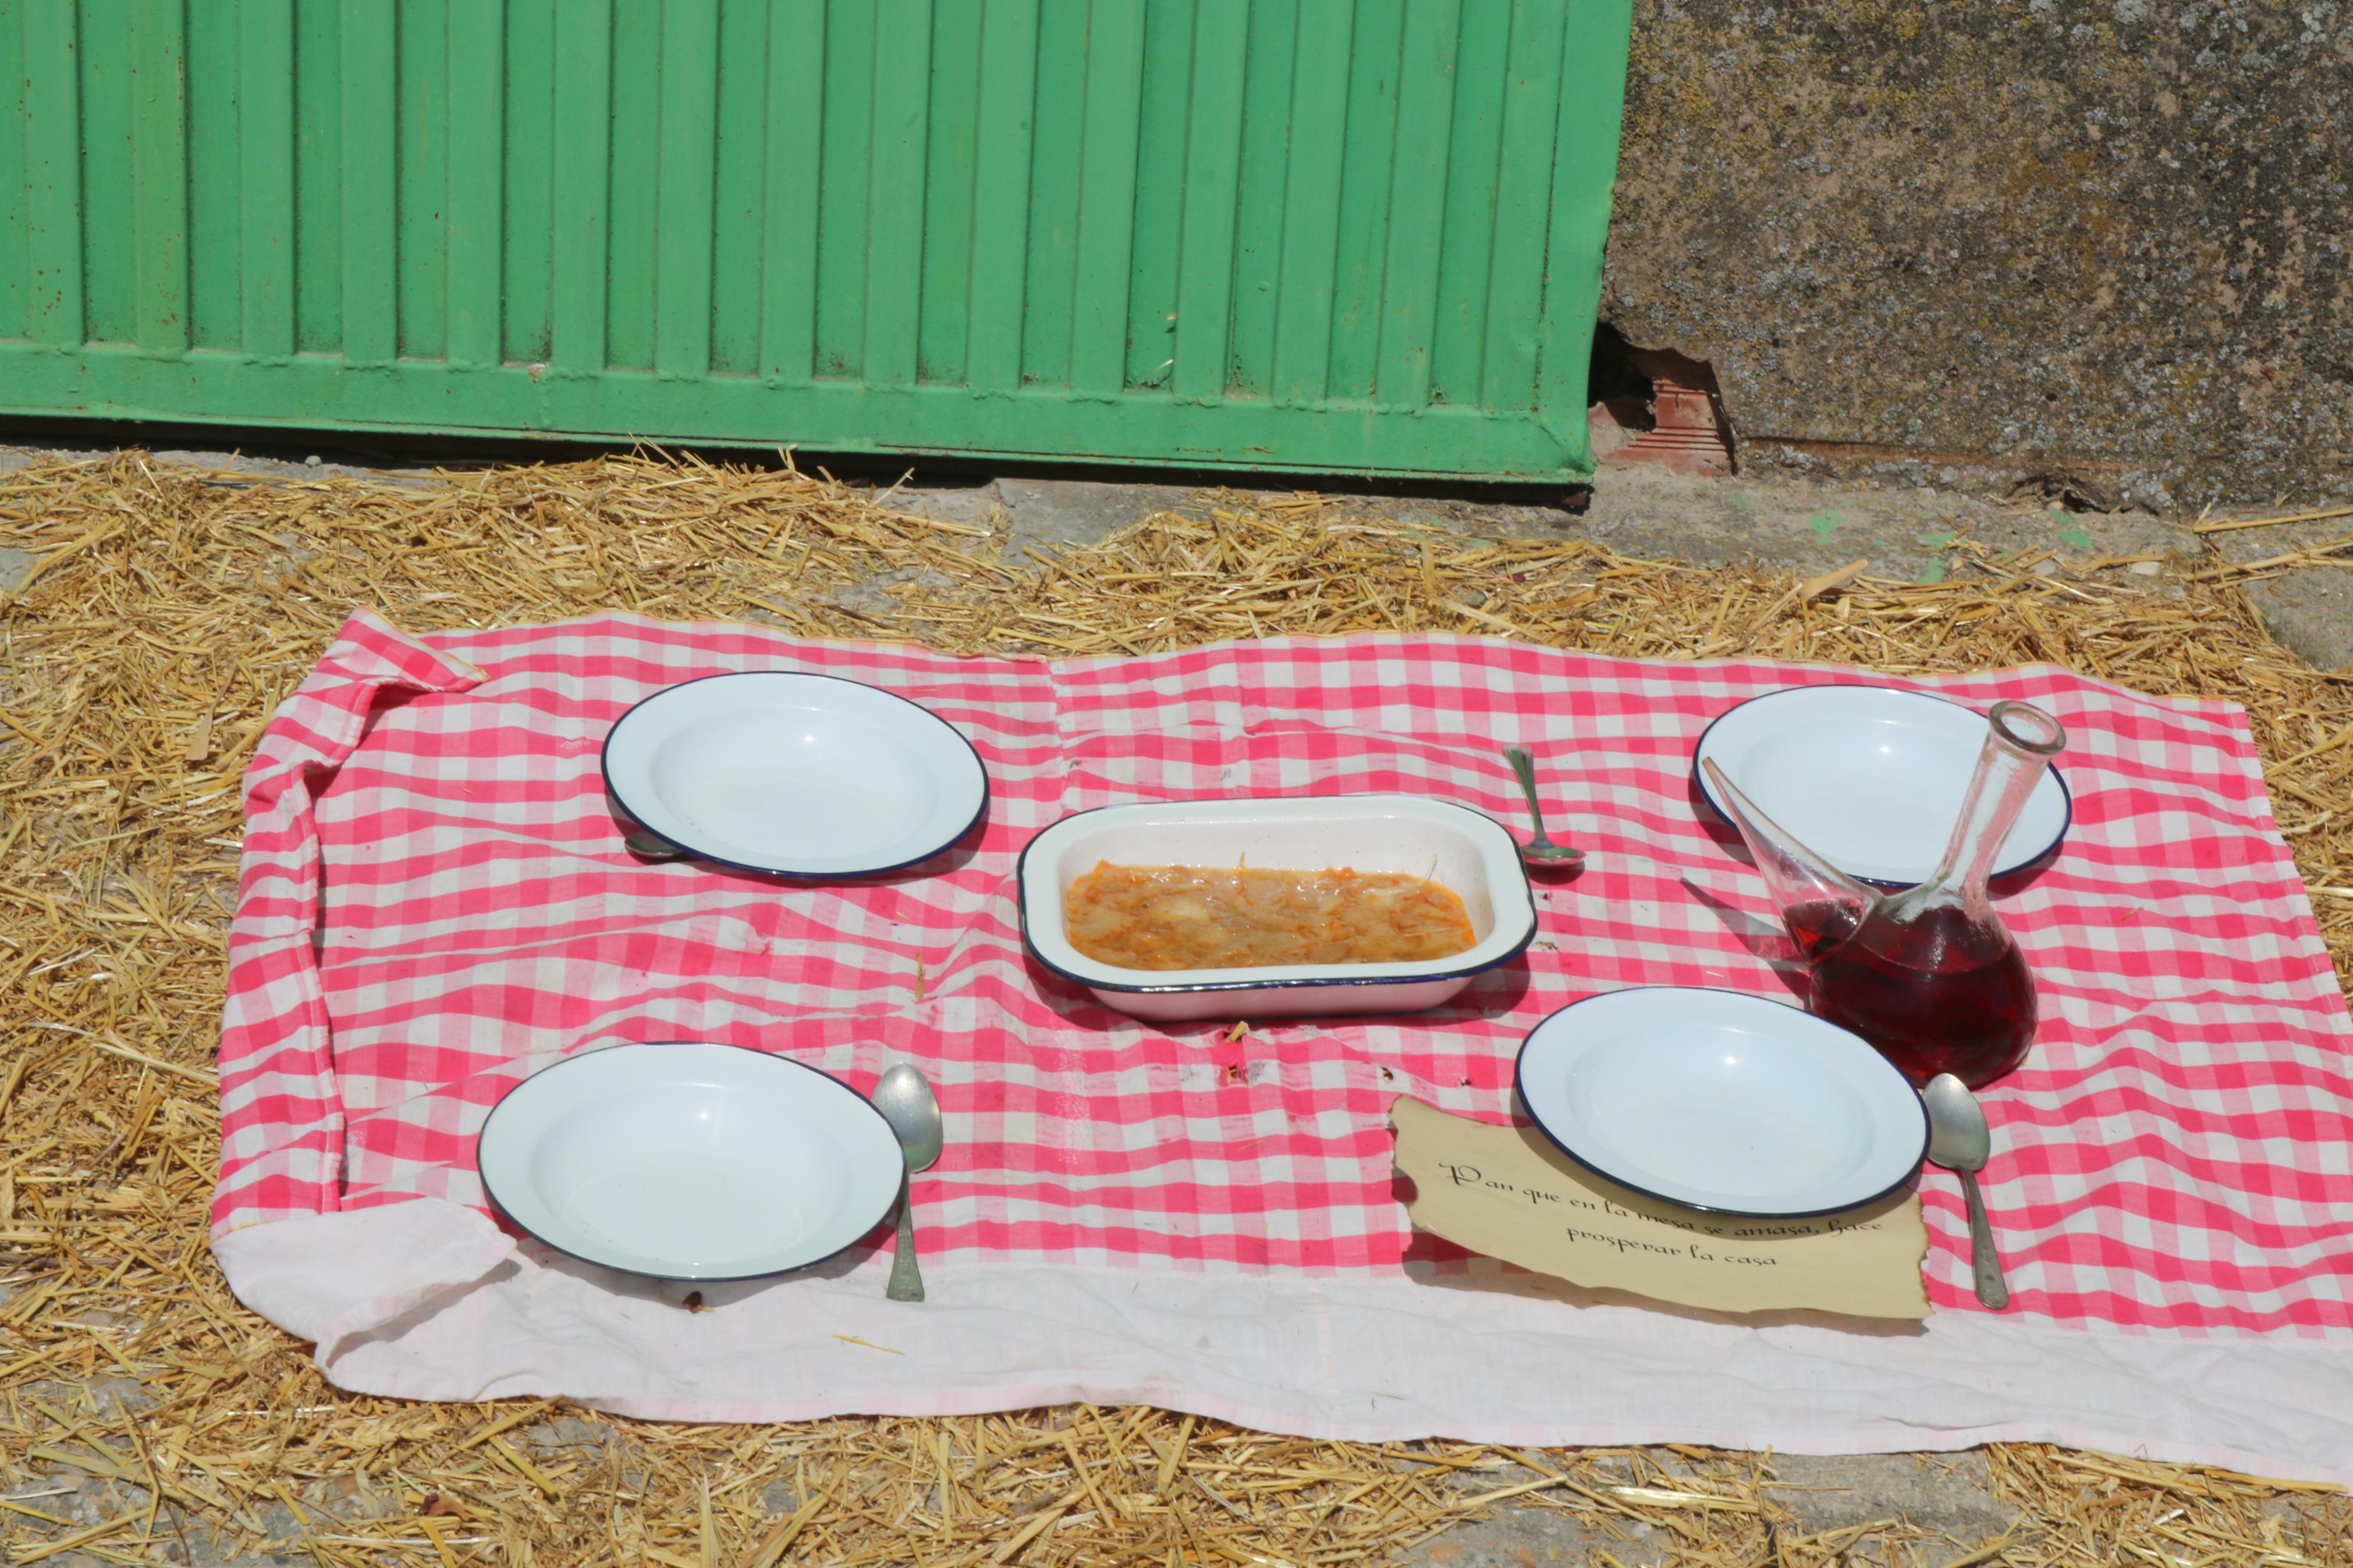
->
1703, 700, 2068, 1088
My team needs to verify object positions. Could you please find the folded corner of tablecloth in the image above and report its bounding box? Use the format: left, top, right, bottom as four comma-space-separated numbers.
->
212, 1199, 517, 1365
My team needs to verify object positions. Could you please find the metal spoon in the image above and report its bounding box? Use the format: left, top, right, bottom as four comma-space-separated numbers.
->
871, 1063, 945, 1303
1501, 746, 1585, 869
623, 828, 688, 861
1922, 1073, 2008, 1310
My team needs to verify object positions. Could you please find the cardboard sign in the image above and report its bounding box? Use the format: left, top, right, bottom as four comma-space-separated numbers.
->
1390, 1097, 1930, 1319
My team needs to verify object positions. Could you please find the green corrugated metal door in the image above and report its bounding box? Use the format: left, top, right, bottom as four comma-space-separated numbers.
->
0, 0, 1630, 482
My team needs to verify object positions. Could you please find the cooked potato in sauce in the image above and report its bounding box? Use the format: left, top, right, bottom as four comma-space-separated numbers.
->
1064, 862, 1478, 971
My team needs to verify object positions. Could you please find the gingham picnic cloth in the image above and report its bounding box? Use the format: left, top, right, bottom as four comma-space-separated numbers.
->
221, 606, 2353, 1335
211, 610, 2353, 1467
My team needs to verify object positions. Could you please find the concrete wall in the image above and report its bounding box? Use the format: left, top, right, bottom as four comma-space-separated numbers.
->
1600, 0, 2351, 510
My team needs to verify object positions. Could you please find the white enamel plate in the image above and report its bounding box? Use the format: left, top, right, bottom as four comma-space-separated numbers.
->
477, 1041, 906, 1281
1694, 684, 2071, 887
1516, 989, 1928, 1217
602, 671, 988, 877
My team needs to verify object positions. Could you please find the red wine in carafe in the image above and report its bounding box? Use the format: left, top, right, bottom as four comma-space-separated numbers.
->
1802, 901, 2037, 1088
1781, 898, 1862, 963
1706, 700, 2067, 1092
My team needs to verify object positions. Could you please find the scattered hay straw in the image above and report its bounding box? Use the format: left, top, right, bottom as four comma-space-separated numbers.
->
1, 450, 2348, 1566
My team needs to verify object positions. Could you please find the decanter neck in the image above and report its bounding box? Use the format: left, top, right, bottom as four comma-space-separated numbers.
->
1916, 699, 2067, 905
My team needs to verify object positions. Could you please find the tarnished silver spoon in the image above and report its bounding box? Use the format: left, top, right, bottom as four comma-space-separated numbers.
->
1923, 1072, 2008, 1310
871, 1063, 945, 1303
623, 828, 688, 861
1502, 746, 1585, 869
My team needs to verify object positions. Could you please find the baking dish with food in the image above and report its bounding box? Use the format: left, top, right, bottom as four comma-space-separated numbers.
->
1017, 795, 1539, 1023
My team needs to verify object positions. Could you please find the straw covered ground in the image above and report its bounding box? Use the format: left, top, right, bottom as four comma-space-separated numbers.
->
1, 450, 2349, 1567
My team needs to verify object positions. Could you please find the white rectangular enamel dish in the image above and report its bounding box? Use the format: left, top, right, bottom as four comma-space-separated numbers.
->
1017, 795, 1538, 1023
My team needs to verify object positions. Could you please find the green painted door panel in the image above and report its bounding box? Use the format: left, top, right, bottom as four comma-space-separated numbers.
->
0, 0, 1631, 482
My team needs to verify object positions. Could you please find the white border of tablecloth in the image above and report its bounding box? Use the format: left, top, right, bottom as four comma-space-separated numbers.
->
218, 1199, 2353, 1483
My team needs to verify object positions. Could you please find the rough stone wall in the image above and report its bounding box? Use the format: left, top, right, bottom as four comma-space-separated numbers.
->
1600, 0, 2352, 510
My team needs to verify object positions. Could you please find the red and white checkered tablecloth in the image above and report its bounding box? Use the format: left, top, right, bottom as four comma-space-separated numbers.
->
217, 607, 2353, 1331
208, 609, 2353, 1473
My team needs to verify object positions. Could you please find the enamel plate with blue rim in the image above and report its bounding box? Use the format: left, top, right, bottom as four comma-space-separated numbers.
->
1694, 684, 2071, 888
602, 671, 989, 877
1515, 989, 1929, 1218
477, 1041, 906, 1282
